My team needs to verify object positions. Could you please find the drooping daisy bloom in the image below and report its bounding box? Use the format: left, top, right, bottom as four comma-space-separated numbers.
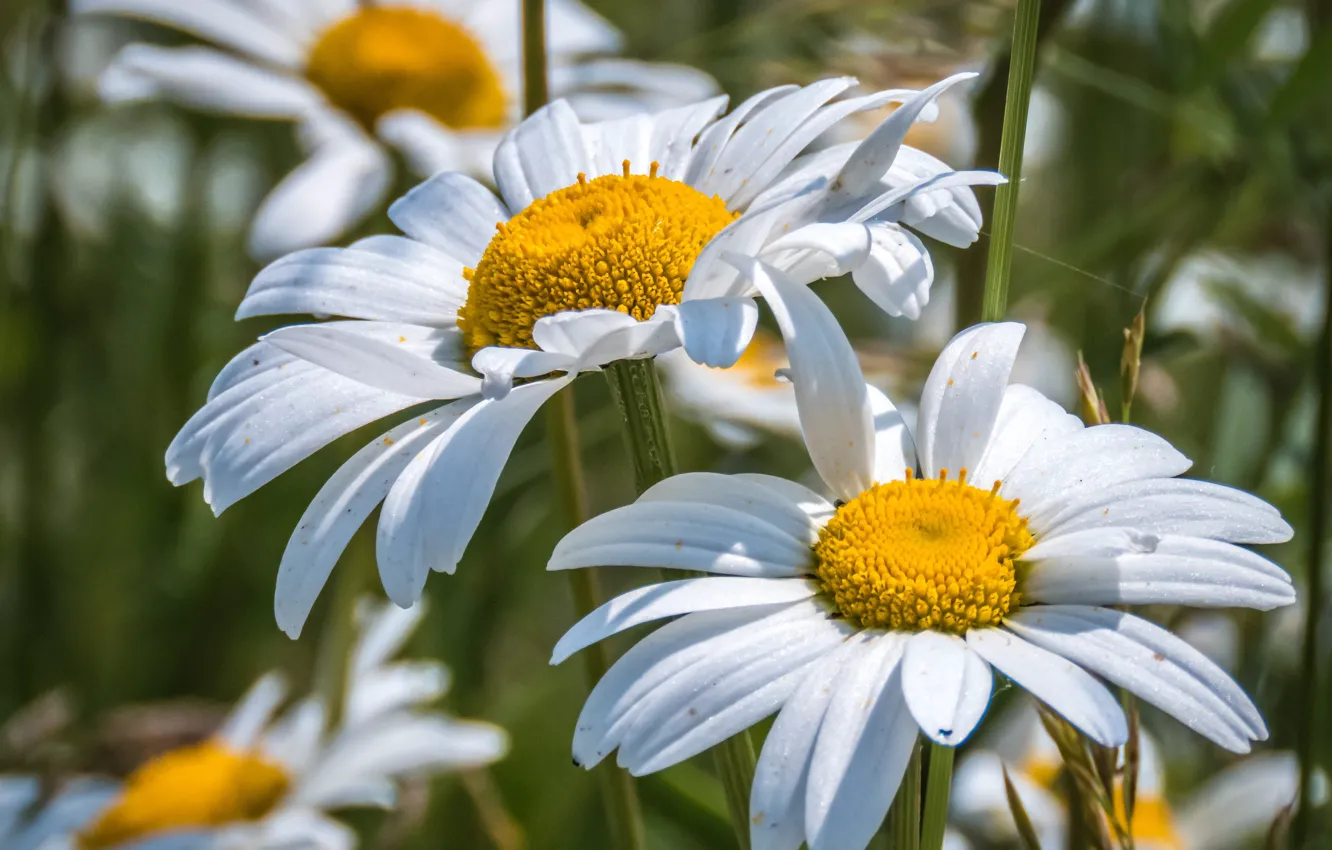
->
70, 0, 718, 258
952, 703, 1312, 850
167, 77, 999, 637
547, 259, 1294, 850
77, 599, 507, 850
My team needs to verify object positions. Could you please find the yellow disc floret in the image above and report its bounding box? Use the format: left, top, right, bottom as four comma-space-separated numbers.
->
307, 7, 506, 130
814, 470, 1033, 633
79, 741, 289, 849
458, 165, 737, 354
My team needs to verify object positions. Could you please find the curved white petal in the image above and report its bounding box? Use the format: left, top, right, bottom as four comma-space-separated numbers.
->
493, 99, 586, 212
247, 117, 392, 260
387, 171, 508, 265
759, 222, 872, 283
970, 383, 1083, 487
218, 671, 287, 750
966, 628, 1127, 747
377, 109, 503, 179
98, 45, 321, 116
619, 607, 853, 775
1022, 533, 1295, 610
350, 595, 425, 676
1175, 753, 1301, 850
569, 308, 682, 370
902, 631, 992, 746
261, 697, 325, 774
553, 577, 821, 664
239, 239, 467, 325
250, 810, 356, 850
917, 322, 1026, 479
685, 85, 798, 189
1037, 478, 1293, 544
851, 225, 935, 320
638, 472, 822, 544
729, 256, 873, 501
346, 663, 449, 727
470, 347, 576, 400
376, 378, 568, 606
1004, 606, 1265, 751
806, 632, 919, 850
167, 356, 424, 514
677, 296, 760, 369
531, 309, 638, 356
262, 322, 479, 399
750, 637, 866, 850
580, 96, 728, 181
72, 0, 303, 66
548, 500, 815, 578
1003, 425, 1193, 522
869, 384, 918, 483
274, 401, 476, 638
571, 603, 822, 769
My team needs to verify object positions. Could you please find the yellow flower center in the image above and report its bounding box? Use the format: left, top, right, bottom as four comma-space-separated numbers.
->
457, 165, 737, 354
79, 741, 290, 849
307, 7, 506, 131
716, 328, 788, 387
1118, 794, 1187, 850
814, 470, 1033, 633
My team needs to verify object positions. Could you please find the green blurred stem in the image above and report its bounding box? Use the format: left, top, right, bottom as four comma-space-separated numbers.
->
886, 739, 921, 850
522, 0, 646, 845
1293, 203, 1332, 848
919, 744, 954, 850
980, 0, 1042, 324
604, 358, 758, 850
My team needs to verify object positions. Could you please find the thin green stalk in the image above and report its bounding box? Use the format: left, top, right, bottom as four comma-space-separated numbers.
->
980, 0, 1043, 324
919, 743, 954, 850
886, 739, 921, 850
1292, 208, 1332, 849
604, 358, 758, 850
521, 0, 646, 845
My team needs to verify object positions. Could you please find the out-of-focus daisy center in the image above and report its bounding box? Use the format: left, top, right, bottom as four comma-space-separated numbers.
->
307, 7, 506, 131
814, 470, 1032, 634
458, 164, 737, 354
713, 328, 787, 387
79, 741, 289, 849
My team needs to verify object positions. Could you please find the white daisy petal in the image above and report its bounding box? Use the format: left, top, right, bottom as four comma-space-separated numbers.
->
238, 241, 466, 325
676, 296, 760, 369
252, 811, 356, 850
569, 307, 683, 370
917, 322, 1026, 479
530, 309, 639, 356
729, 256, 874, 501
851, 225, 935, 321
621, 606, 853, 775
828, 73, 976, 207
902, 631, 992, 746
274, 401, 476, 639
750, 637, 866, 850
98, 45, 322, 116
1175, 753, 1301, 849
72, 0, 303, 66
966, 628, 1127, 747
850, 170, 1007, 226
552, 577, 822, 665
470, 347, 576, 400
970, 384, 1083, 487
376, 109, 504, 179
247, 117, 392, 260
806, 632, 919, 850
377, 378, 569, 606
262, 322, 480, 399
166, 358, 424, 514
572, 603, 819, 768
869, 384, 918, 483
760, 222, 873, 282
733, 473, 838, 524
0, 779, 39, 845
1005, 606, 1265, 750
218, 671, 287, 750
582, 96, 728, 180
685, 85, 798, 189
639, 472, 822, 544
1038, 478, 1293, 543
547, 501, 815, 577
1022, 533, 1295, 610
494, 100, 588, 210
1003, 424, 1193, 520
261, 697, 326, 774
387, 171, 509, 264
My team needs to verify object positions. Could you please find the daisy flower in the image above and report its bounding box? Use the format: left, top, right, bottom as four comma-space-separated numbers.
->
953, 703, 1312, 850
547, 259, 1294, 850
166, 77, 999, 637
70, 0, 718, 258
77, 599, 507, 850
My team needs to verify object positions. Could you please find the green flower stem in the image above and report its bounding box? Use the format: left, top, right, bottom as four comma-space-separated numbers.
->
604, 358, 758, 850
523, 1, 646, 846
919, 743, 955, 850
981, 0, 1043, 324
887, 739, 921, 850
